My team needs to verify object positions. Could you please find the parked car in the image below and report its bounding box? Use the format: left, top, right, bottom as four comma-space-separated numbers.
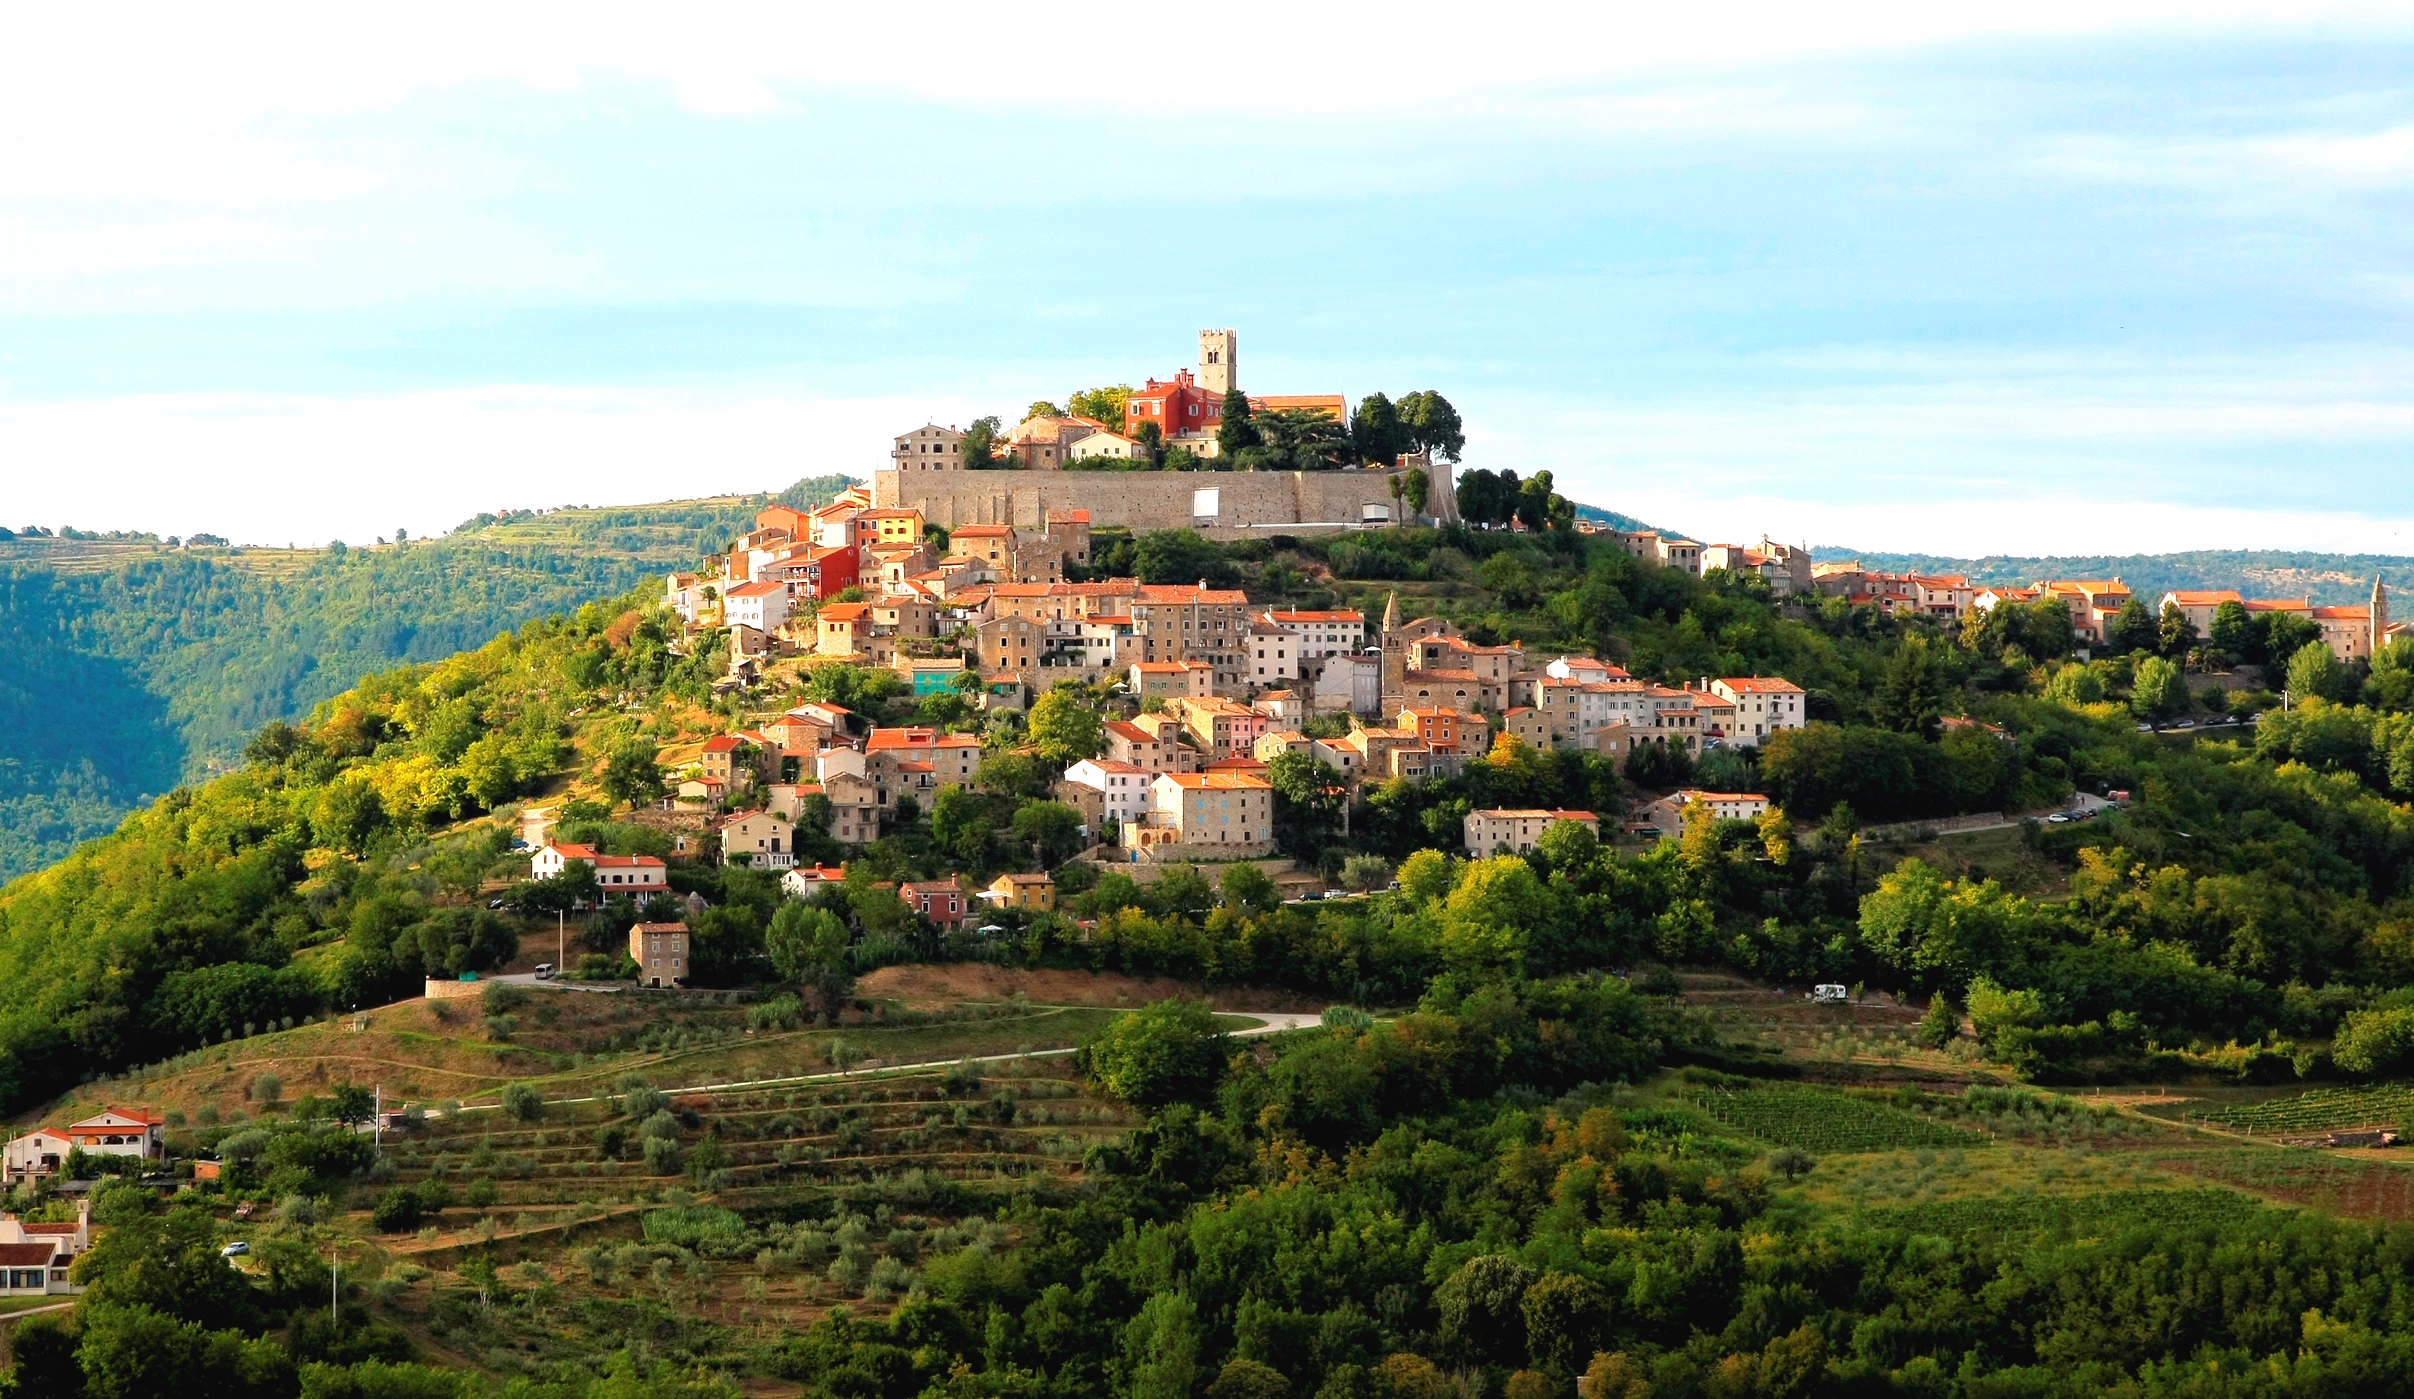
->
534, 963, 556, 981
487, 897, 508, 910
1808, 984, 1849, 1005
220, 1241, 249, 1257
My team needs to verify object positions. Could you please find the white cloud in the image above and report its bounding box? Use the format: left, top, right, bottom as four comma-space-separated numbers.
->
0, 387, 939, 546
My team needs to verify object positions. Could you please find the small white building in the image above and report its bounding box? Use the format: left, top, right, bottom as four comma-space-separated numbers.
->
1645, 790, 1772, 835
1247, 621, 1298, 685
1707, 677, 1806, 748
1463, 809, 1599, 856
718, 811, 796, 870
532, 842, 668, 894
1064, 758, 1153, 826
0, 1198, 90, 1296
722, 578, 792, 633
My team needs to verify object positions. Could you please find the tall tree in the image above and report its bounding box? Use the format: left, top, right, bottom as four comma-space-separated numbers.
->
2108, 597, 2158, 655
1396, 390, 1467, 461
1876, 634, 1952, 739
1215, 388, 1258, 457
962, 415, 1004, 469
600, 737, 664, 811
1068, 384, 1133, 428
2208, 598, 2251, 659
1029, 686, 1106, 765
1351, 392, 1405, 465
2158, 601, 2199, 660
1024, 400, 1064, 421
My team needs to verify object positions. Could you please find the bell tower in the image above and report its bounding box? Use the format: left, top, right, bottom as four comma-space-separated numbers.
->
1198, 329, 1236, 396
2375, 575, 2390, 656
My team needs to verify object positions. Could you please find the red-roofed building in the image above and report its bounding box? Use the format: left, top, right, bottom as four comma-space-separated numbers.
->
1707, 677, 1806, 748
899, 880, 970, 928
1463, 809, 1599, 855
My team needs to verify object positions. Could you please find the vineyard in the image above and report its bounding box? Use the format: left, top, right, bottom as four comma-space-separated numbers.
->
2192, 1084, 2414, 1134
1857, 1187, 2274, 1239
1677, 1082, 1990, 1153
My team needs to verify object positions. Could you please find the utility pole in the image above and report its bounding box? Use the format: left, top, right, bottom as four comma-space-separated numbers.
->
558, 908, 566, 974
373, 1084, 381, 1156
330, 1246, 339, 1327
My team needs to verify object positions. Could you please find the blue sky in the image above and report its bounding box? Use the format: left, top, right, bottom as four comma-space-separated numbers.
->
4, 5, 2412, 554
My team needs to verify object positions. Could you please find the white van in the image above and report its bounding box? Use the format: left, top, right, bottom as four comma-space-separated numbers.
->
1808, 984, 1849, 1005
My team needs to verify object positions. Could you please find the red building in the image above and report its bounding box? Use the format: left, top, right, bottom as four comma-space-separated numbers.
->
1127, 369, 1226, 441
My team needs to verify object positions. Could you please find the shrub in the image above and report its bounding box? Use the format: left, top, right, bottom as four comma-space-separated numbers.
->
1077, 997, 1229, 1108
249, 1073, 283, 1106
373, 1186, 424, 1233
501, 1083, 544, 1123
644, 1136, 683, 1175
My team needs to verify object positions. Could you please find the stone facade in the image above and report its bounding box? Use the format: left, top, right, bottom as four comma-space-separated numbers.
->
873, 465, 1429, 537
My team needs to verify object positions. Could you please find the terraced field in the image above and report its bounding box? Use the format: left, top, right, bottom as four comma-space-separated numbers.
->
1679, 1082, 1993, 1153
2193, 1084, 2414, 1134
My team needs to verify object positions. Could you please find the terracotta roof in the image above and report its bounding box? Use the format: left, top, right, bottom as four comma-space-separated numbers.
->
1159, 771, 1273, 790
1104, 721, 1155, 742
2163, 590, 2242, 605
2243, 598, 2312, 612
631, 921, 689, 933
1717, 677, 1804, 693
74, 1107, 165, 1128
724, 579, 785, 598
0, 1244, 57, 1267
1266, 609, 1365, 623
546, 842, 599, 858
700, 735, 747, 752
818, 602, 873, 621
1471, 808, 1598, 821
1676, 790, 1768, 804
592, 854, 666, 869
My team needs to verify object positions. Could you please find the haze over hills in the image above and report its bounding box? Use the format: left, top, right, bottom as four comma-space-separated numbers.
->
1814, 549, 2410, 607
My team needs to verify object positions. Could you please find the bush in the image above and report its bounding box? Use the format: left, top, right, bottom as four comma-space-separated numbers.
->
501, 1083, 544, 1123
2333, 1006, 2414, 1079
644, 1136, 683, 1175
372, 1186, 424, 1233
1077, 997, 1229, 1108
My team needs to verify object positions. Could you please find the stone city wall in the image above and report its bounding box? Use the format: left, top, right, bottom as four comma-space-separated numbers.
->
873, 463, 1455, 536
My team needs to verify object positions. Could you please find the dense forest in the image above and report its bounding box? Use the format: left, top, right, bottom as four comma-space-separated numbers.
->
0, 478, 851, 879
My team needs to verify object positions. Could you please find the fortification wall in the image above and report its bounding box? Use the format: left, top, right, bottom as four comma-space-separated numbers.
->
874, 466, 1437, 536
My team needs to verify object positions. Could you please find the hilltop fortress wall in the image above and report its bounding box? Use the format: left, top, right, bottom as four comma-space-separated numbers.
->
872, 463, 1456, 536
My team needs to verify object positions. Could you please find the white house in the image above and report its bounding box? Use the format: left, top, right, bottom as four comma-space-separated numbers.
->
532, 842, 668, 894
1, 1130, 71, 1184
718, 811, 796, 870
1247, 620, 1298, 685
722, 578, 792, 633
0, 1198, 90, 1295
1064, 758, 1152, 825
1463, 809, 1599, 855
780, 864, 848, 899
1707, 677, 1806, 748
1263, 609, 1367, 661
1068, 429, 1151, 462
1646, 789, 1772, 835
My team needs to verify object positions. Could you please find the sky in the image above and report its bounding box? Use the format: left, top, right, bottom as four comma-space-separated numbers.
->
4, 3, 2414, 556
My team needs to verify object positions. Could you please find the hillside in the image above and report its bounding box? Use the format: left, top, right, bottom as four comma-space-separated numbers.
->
1820, 546, 2409, 604
8, 506, 2414, 1393
0, 477, 853, 879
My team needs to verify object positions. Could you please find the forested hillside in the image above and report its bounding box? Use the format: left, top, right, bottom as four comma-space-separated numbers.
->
10, 511, 2414, 1394
1825, 546, 2409, 605
0, 477, 852, 879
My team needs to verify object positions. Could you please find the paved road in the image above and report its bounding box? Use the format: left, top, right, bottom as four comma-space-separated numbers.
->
428, 1006, 1329, 1118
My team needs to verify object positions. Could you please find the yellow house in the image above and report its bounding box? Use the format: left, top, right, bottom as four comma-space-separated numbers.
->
985, 872, 1056, 911
860, 508, 926, 545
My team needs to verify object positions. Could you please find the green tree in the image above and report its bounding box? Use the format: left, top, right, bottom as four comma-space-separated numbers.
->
1010, 800, 1087, 866
1402, 467, 1431, 515
2131, 655, 2189, 720
766, 901, 853, 1018
1916, 994, 1959, 1048
1206, 1357, 1294, 1399
1521, 1270, 1611, 1374
2209, 598, 2252, 658
1220, 863, 1280, 914
1339, 853, 1394, 893
2108, 596, 2158, 655
1436, 1253, 1535, 1366
1124, 1291, 1201, 1399
1068, 384, 1133, 429
2158, 601, 2199, 659
329, 1082, 376, 1127
1351, 392, 1405, 465
1876, 634, 1952, 739
1268, 749, 1345, 855
1078, 998, 1229, 1107
1215, 388, 1258, 456
962, 415, 1004, 468
1028, 687, 1105, 765
1439, 857, 1548, 974
2264, 610, 2321, 667
2287, 639, 2354, 704
1396, 390, 1466, 461
1132, 529, 1236, 586
600, 737, 664, 811
1025, 400, 1064, 421
501, 1082, 544, 1122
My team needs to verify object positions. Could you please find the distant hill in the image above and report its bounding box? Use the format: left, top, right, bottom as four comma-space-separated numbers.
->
1812, 548, 2409, 607
0, 476, 855, 879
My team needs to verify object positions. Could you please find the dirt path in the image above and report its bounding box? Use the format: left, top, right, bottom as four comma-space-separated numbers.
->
855, 964, 1330, 1013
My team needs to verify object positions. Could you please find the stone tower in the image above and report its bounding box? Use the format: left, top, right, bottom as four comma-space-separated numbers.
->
1199, 329, 1236, 396
2375, 575, 2390, 656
